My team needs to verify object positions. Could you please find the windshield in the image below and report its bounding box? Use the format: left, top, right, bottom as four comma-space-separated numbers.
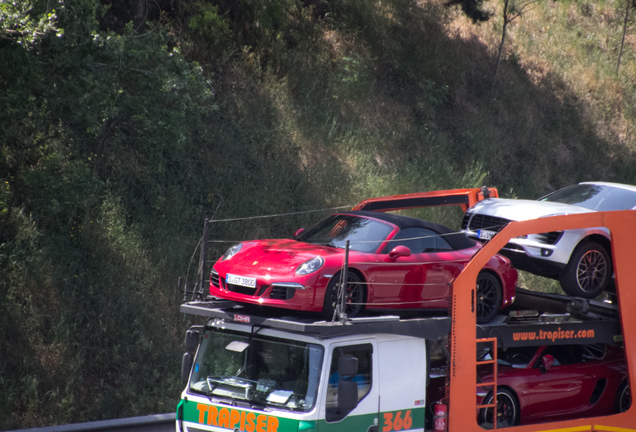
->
296, 214, 394, 253
188, 327, 324, 412
540, 184, 636, 211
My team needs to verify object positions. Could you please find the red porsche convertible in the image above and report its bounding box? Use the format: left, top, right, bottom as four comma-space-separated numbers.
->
428, 343, 630, 427
210, 211, 517, 322
210, 210, 517, 322
480, 343, 630, 426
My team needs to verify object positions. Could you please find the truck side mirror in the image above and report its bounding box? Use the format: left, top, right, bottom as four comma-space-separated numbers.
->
339, 355, 358, 376
181, 352, 193, 384
185, 329, 199, 352
541, 354, 554, 372
388, 245, 411, 260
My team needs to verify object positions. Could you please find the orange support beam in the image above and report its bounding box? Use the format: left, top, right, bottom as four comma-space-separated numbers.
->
449, 210, 636, 431
352, 187, 499, 213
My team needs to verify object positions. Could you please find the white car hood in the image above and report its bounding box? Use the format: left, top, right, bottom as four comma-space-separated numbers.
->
468, 198, 595, 222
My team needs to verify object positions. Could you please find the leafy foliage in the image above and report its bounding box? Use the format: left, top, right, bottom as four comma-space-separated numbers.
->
0, 1, 64, 43
1, 0, 636, 428
0, 0, 214, 427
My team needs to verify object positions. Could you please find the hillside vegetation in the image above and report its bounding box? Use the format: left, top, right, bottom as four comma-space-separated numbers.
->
1, 0, 635, 428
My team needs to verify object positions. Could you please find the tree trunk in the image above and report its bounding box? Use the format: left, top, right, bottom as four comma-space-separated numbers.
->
133, 0, 147, 30
617, 0, 631, 74
492, 0, 510, 91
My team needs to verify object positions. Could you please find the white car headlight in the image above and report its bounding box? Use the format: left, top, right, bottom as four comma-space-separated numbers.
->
221, 243, 243, 261
296, 257, 324, 275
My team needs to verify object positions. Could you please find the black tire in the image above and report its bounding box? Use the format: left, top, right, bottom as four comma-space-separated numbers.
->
615, 380, 631, 413
479, 388, 519, 428
322, 272, 365, 321
560, 241, 611, 298
476, 272, 503, 324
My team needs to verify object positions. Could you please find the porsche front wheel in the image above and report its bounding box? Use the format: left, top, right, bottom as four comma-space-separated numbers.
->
322, 272, 366, 321
615, 380, 631, 413
479, 388, 519, 428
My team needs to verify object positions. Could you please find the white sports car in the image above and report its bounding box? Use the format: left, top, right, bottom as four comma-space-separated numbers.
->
461, 182, 636, 298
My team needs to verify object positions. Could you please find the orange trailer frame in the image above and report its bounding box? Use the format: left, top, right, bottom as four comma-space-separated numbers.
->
449, 210, 636, 431
352, 187, 499, 213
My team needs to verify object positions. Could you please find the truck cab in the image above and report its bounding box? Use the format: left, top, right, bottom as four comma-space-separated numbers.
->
177, 310, 449, 432
180, 191, 636, 431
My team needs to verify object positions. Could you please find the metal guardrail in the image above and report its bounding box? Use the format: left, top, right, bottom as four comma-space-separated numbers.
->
5, 413, 175, 432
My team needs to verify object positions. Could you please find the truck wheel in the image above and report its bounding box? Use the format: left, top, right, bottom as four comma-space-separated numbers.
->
322, 272, 366, 321
480, 388, 518, 427
476, 272, 502, 324
560, 241, 610, 298
615, 380, 631, 413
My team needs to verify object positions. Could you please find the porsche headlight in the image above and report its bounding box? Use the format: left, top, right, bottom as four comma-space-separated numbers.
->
296, 257, 324, 275
221, 243, 243, 261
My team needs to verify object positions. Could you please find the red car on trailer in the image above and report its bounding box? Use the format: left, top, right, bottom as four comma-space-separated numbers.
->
210, 189, 517, 323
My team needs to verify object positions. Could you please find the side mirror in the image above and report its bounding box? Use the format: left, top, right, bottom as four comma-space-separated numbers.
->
294, 228, 305, 237
541, 354, 555, 372
185, 329, 200, 352
339, 355, 358, 376
388, 245, 412, 260
181, 352, 194, 384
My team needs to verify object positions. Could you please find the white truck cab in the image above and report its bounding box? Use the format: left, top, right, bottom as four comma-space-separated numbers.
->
176, 308, 450, 432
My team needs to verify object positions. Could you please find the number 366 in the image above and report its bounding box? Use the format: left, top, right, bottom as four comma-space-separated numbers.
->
382, 410, 413, 432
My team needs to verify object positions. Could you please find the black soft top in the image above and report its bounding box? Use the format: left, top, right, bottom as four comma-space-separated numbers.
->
339, 210, 477, 251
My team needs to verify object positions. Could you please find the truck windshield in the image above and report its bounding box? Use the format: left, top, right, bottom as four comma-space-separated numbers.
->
188, 327, 324, 412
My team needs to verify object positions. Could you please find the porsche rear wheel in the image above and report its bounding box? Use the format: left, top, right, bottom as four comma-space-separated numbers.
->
323, 272, 366, 321
476, 272, 503, 324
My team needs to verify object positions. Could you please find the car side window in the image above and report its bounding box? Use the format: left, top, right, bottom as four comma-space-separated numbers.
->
383, 228, 452, 253
580, 344, 606, 361
535, 346, 568, 367
536, 344, 607, 368
535, 345, 583, 367
325, 344, 373, 422
495, 346, 537, 368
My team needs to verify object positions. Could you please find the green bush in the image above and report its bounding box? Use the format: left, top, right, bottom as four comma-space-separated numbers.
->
1, 0, 635, 428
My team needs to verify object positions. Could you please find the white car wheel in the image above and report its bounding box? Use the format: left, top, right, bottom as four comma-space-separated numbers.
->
560, 241, 610, 298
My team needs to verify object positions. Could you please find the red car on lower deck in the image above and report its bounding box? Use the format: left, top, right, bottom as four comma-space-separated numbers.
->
428, 343, 630, 427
